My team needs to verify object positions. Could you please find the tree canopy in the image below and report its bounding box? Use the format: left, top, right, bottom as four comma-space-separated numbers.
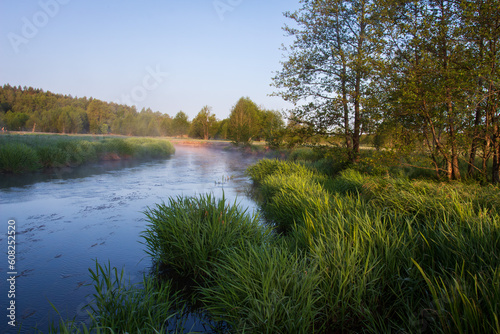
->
275, 0, 500, 183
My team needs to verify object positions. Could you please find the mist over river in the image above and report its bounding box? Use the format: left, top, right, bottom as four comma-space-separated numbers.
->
0, 144, 262, 333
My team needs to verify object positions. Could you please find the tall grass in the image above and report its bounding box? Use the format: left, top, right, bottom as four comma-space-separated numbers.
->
142, 193, 273, 281
42, 261, 185, 334
0, 134, 175, 173
0, 142, 40, 172
246, 159, 500, 333
200, 241, 324, 333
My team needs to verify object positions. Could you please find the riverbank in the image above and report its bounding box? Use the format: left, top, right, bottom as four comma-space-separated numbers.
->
37, 147, 500, 333
0, 133, 175, 174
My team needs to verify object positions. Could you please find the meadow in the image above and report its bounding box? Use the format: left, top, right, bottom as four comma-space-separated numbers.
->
36, 147, 499, 333
0, 134, 175, 173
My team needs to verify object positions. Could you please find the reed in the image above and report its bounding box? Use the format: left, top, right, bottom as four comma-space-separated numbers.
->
0, 142, 40, 172
246, 158, 500, 333
42, 260, 185, 334
142, 193, 273, 281
199, 241, 324, 333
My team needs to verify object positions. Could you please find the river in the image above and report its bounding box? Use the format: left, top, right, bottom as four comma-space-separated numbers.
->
0, 144, 262, 333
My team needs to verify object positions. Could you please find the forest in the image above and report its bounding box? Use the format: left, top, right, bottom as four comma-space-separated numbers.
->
0, 84, 284, 144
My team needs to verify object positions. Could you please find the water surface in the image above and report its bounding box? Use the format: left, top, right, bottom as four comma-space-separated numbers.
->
0, 145, 261, 333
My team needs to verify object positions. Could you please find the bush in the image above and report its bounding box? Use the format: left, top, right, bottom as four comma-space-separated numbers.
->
37, 146, 69, 167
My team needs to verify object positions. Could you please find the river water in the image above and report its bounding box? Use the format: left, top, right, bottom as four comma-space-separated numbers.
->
0, 144, 262, 333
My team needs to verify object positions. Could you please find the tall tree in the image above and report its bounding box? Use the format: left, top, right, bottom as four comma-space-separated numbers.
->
228, 97, 261, 143
87, 99, 111, 134
459, 0, 500, 183
380, 0, 474, 180
172, 111, 191, 137
273, 0, 384, 161
190, 106, 217, 140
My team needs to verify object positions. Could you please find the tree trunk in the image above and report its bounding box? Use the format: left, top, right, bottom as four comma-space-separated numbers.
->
468, 105, 482, 178
493, 125, 500, 183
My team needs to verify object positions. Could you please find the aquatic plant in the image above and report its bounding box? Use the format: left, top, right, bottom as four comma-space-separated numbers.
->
142, 193, 273, 281
200, 241, 324, 333
44, 261, 185, 334
246, 158, 500, 333
0, 142, 40, 173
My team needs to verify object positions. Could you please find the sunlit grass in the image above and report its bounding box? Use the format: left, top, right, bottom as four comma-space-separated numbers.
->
246, 158, 500, 333
142, 193, 273, 281
200, 241, 324, 333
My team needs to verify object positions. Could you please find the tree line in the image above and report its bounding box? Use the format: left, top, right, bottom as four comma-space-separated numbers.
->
273, 0, 500, 183
0, 85, 284, 144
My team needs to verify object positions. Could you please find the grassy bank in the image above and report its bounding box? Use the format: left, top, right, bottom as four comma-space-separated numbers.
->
0, 134, 175, 173
42, 150, 500, 333
246, 159, 500, 333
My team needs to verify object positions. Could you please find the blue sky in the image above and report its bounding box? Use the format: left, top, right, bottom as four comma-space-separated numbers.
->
0, 0, 300, 120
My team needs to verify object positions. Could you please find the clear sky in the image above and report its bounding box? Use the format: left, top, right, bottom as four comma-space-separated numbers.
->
0, 0, 300, 120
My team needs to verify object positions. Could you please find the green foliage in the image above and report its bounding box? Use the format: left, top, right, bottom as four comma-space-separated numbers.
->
200, 242, 323, 334
260, 172, 329, 232
44, 261, 185, 334
260, 109, 285, 148
4, 110, 29, 130
189, 106, 218, 140
246, 159, 500, 333
37, 146, 69, 168
246, 158, 314, 184
0, 85, 176, 137
86, 261, 180, 331
142, 193, 273, 280
228, 97, 261, 144
172, 111, 191, 137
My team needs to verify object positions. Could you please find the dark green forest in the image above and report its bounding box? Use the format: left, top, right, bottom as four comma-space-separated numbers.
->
0, 85, 284, 143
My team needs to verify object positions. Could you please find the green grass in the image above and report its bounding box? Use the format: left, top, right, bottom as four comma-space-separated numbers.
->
245, 159, 500, 333
199, 241, 324, 333
0, 134, 175, 173
41, 261, 186, 334
142, 193, 273, 281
